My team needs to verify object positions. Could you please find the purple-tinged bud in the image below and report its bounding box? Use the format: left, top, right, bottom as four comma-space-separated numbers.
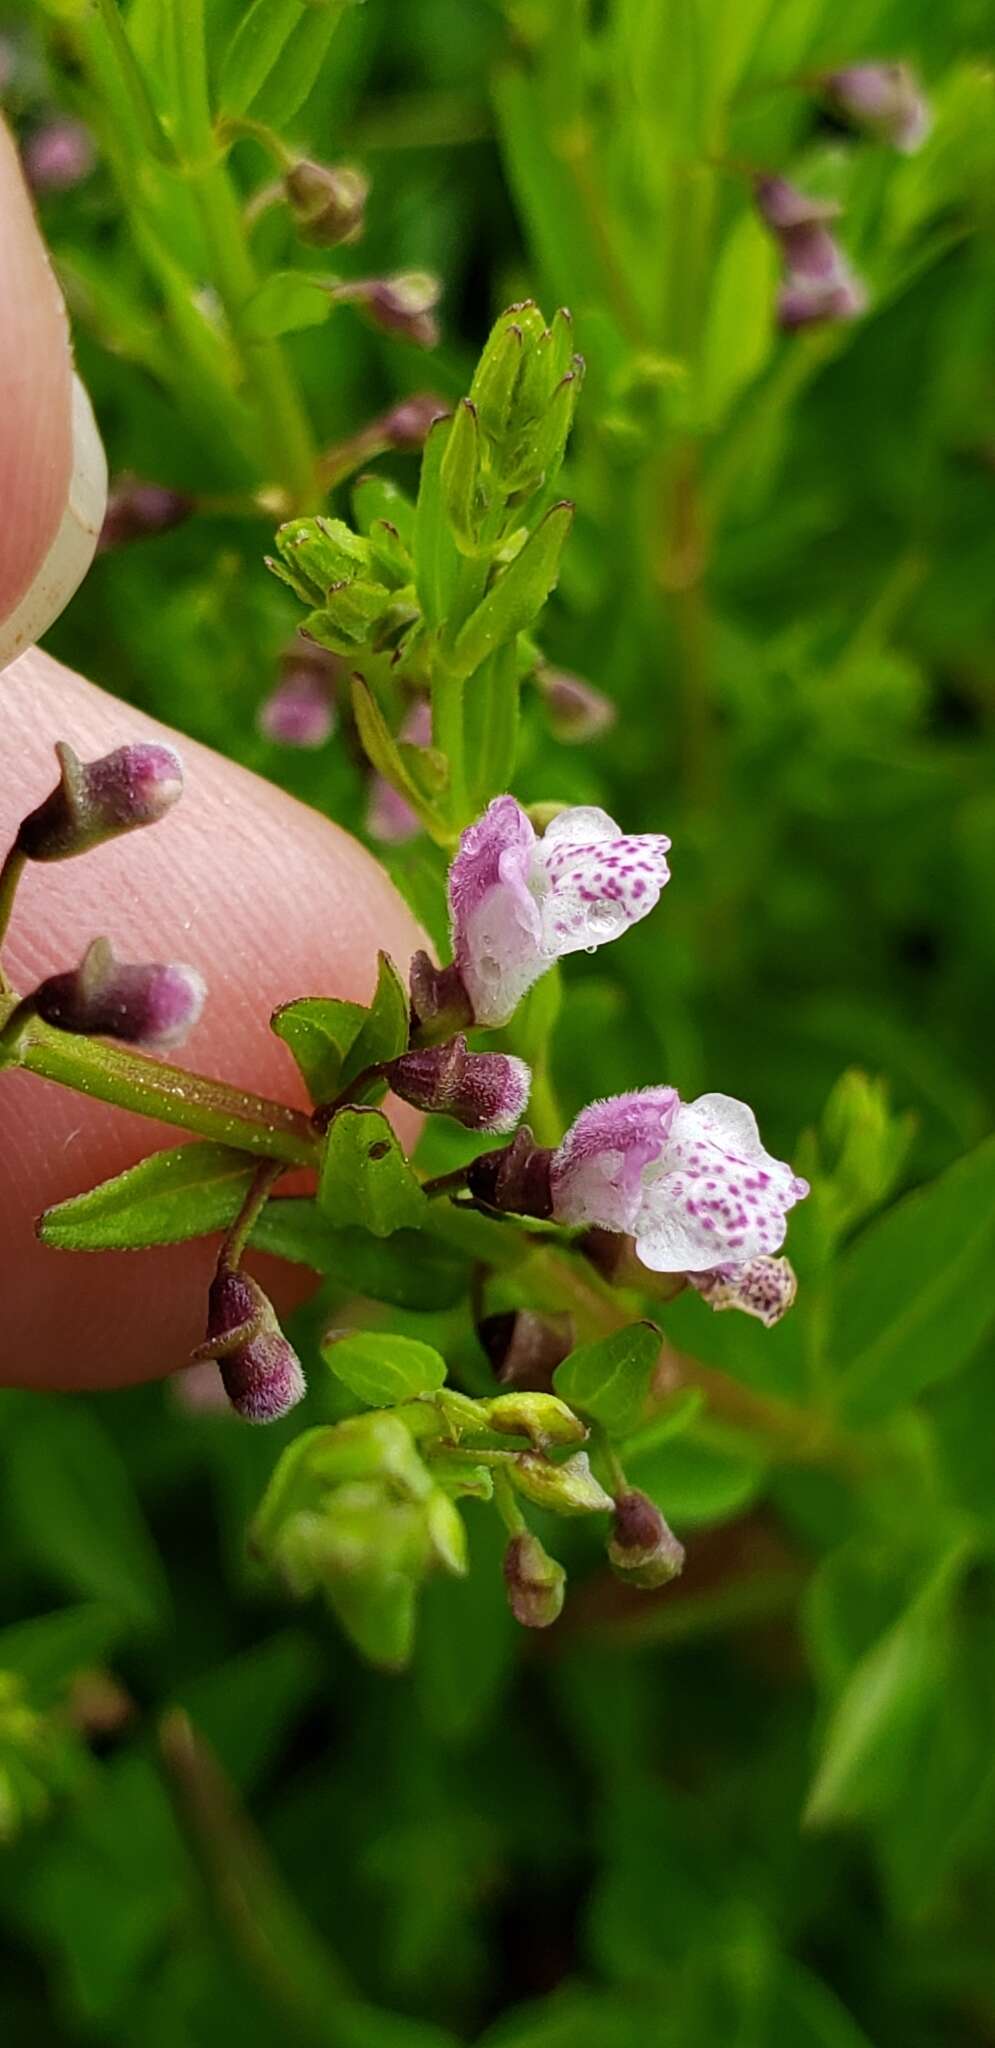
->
333, 272, 442, 350
385, 1035, 531, 1134
284, 159, 369, 246
466, 1126, 554, 1219
754, 176, 866, 331
408, 952, 475, 1041
32, 937, 206, 1050
16, 740, 184, 862
97, 478, 193, 553
823, 62, 929, 153
755, 176, 841, 236
379, 392, 449, 450
258, 645, 338, 748
777, 259, 866, 331
23, 118, 95, 194
503, 1531, 566, 1628
478, 1308, 574, 1390
198, 1268, 306, 1424
688, 1255, 797, 1327
538, 666, 616, 744
608, 1491, 685, 1589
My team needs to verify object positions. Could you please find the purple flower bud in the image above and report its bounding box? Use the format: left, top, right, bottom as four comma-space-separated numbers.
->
503, 1530, 566, 1628
467, 1125, 554, 1218
97, 478, 193, 553
16, 740, 184, 862
608, 1491, 685, 1589
478, 1308, 574, 1390
824, 63, 930, 153
379, 392, 449, 450
449, 796, 671, 1028
284, 159, 369, 246
23, 118, 95, 194
538, 666, 617, 744
200, 1268, 306, 1424
551, 1090, 809, 1273
688, 1255, 798, 1327
333, 272, 442, 349
33, 937, 206, 1050
385, 1035, 531, 1133
258, 645, 338, 748
408, 953, 475, 1039
755, 176, 866, 331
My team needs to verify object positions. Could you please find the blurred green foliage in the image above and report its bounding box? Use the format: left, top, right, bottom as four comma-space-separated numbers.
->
2, 0, 995, 2042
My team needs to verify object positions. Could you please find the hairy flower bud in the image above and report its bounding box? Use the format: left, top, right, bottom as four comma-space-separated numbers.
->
98, 478, 193, 553
608, 1491, 685, 1588
197, 1268, 306, 1424
508, 1450, 613, 1516
16, 740, 184, 862
258, 643, 339, 748
483, 1390, 587, 1449
466, 1126, 554, 1218
538, 665, 616, 744
333, 272, 441, 349
478, 1308, 574, 1390
687, 1255, 797, 1327
823, 62, 929, 153
32, 938, 205, 1050
503, 1530, 566, 1629
385, 1035, 531, 1134
284, 159, 369, 246
408, 952, 475, 1039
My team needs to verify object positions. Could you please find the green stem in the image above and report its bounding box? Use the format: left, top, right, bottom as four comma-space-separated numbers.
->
168, 0, 317, 507
221, 1158, 285, 1269
3, 1014, 318, 1166
0, 848, 26, 985
93, 0, 174, 160
492, 1468, 527, 1537
431, 662, 468, 829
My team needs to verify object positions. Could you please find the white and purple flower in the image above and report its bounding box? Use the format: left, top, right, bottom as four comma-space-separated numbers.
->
550, 1088, 808, 1274
449, 797, 671, 1028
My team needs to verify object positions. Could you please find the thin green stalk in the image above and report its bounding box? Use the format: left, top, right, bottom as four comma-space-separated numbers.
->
0, 849, 26, 985
167, 0, 317, 507
221, 1158, 284, 1269
3, 1014, 318, 1166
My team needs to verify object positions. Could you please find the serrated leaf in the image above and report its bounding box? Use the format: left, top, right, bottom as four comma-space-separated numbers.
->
339, 952, 409, 1087
448, 501, 573, 682
318, 1106, 427, 1235
321, 1329, 447, 1406
554, 1322, 661, 1437
414, 415, 460, 626
38, 1143, 257, 1252
272, 993, 367, 1103
835, 1133, 995, 1419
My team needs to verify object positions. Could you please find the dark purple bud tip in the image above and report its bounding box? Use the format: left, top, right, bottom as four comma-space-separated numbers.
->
479, 1309, 574, 1391
503, 1531, 566, 1629
33, 938, 206, 1050
466, 1126, 554, 1219
385, 1035, 531, 1133
16, 740, 184, 862
608, 1491, 685, 1590
538, 666, 616, 744
408, 953, 475, 1040
98, 478, 193, 553
202, 1269, 306, 1425
336, 272, 442, 349
284, 159, 369, 247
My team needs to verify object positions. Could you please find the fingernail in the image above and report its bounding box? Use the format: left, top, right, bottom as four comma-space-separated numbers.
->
0, 374, 107, 673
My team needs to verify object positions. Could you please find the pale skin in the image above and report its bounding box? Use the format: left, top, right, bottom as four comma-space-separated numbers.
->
0, 122, 424, 1391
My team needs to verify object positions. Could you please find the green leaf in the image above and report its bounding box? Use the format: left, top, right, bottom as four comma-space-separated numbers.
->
271, 995, 367, 1103
448, 501, 573, 682
350, 679, 446, 839
2, 1401, 168, 1629
318, 1107, 428, 1235
339, 952, 409, 1087
38, 1143, 257, 1252
242, 272, 331, 340
414, 415, 460, 627
696, 211, 776, 429
251, 1202, 466, 1307
440, 398, 482, 554
626, 1430, 767, 1527
465, 641, 520, 810
321, 1330, 447, 1406
804, 1545, 968, 1828
554, 1322, 661, 1437
0, 1605, 125, 1702
352, 473, 417, 548
835, 1133, 995, 1419
219, 0, 349, 124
